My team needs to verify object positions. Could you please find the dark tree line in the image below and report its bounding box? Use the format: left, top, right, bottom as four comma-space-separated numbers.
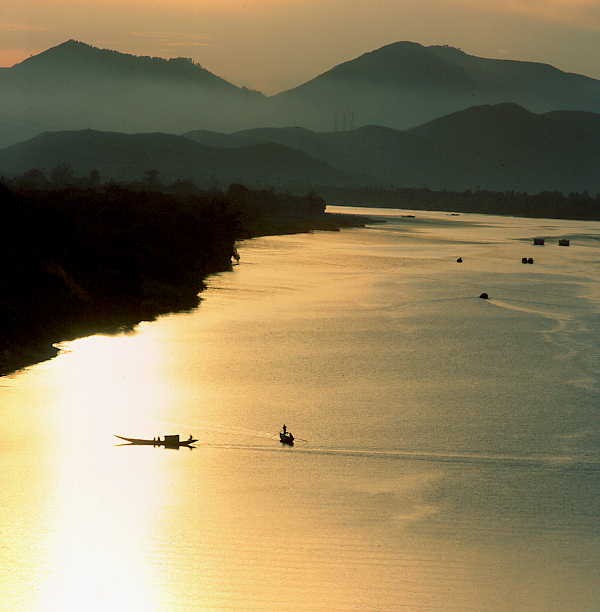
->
0, 179, 328, 375
320, 186, 600, 221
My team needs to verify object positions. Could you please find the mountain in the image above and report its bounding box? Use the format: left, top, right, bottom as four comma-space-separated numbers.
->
2, 103, 599, 193
0, 40, 265, 145
2, 39, 600, 147
0, 129, 355, 189
409, 103, 600, 192
185, 104, 600, 193
186, 125, 442, 187
270, 41, 600, 130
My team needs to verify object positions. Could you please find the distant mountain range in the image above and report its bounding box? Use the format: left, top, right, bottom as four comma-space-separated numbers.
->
185, 103, 600, 193
0, 129, 353, 189
2, 104, 599, 193
0, 40, 265, 144
270, 41, 600, 130
1, 39, 600, 146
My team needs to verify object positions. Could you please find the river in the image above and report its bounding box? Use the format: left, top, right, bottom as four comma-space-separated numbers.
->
2, 206, 599, 611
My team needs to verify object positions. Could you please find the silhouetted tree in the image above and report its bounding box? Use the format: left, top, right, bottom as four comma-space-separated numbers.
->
170, 178, 198, 195
17, 168, 49, 190
143, 169, 161, 189
88, 169, 101, 188
50, 162, 74, 187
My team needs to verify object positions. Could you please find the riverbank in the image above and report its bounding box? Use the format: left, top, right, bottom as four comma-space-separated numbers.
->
0, 183, 372, 377
320, 186, 600, 221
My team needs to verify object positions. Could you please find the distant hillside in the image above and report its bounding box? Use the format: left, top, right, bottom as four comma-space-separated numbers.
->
185, 104, 600, 193
409, 104, 600, 192
186, 124, 444, 187
270, 41, 600, 130
0, 40, 265, 144
3, 104, 595, 194
0, 129, 355, 189
1, 39, 600, 146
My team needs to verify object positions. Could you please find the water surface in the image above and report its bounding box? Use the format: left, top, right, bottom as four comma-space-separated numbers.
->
2, 207, 599, 610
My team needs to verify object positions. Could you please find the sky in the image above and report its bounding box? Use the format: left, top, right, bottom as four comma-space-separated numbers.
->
1, 0, 599, 94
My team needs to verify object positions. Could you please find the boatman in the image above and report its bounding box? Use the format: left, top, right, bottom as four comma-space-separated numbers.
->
282, 424, 287, 435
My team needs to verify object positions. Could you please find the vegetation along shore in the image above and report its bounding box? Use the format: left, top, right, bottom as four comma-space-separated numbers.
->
0, 179, 371, 377
322, 186, 600, 221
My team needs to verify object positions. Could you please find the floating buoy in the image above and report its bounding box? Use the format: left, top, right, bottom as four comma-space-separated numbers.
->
521, 257, 528, 264
533, 238, 545, 246
558, 239, 570, 247
456, 257, 463, 263
479, 292, 489, 299
527, 257, 534, 264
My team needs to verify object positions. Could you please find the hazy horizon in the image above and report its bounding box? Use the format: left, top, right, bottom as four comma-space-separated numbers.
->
2, 0, 600, 94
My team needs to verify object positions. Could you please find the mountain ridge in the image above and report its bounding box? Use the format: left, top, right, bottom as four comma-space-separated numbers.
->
1, 39, 599, 146
12, 39, 250, 93
271, 40, 600, 130
0, 128, 357, 189
185, 103, 600, 193
1, 102, 598, 194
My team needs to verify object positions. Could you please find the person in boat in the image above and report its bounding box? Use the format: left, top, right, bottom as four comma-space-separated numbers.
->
282, 424, 287, 435
188, 434, 193, 442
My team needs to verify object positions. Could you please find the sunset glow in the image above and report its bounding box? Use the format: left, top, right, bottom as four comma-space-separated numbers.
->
1, 0, 600, 608
2, 0, 600, 92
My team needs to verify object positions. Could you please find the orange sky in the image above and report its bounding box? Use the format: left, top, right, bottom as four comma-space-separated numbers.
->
1, 0, 599, 93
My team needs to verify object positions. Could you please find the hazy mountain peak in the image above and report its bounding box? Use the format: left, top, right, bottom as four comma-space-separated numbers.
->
295, 39, 472, 91
369, 40, 426, 53
17, 39, 110, 66
413, 102, 535, 131
471, 102, 534, 115
427, 44, 467, 56
53, 38, 87, 50
273, 40, 600, 131
12, 39, 244, 92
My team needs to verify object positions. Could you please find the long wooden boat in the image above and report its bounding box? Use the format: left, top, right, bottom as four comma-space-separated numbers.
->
115, 434, 198, 447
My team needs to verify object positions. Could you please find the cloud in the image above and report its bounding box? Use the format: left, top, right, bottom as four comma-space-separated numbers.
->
458, 0, 600, 30
0, 22, 49, 33
129, 31, 211, 50
160, 41, 210, 48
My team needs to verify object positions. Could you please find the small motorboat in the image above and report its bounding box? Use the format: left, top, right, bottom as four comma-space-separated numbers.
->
115, 434, 197, 447
279, 424, 294, 446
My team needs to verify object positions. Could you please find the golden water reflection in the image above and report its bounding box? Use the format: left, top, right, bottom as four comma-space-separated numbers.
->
2, 209, 600, 610
26, 334, 170, 611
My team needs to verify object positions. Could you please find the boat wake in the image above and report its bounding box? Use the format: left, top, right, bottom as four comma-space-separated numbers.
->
197, 442, 600, 472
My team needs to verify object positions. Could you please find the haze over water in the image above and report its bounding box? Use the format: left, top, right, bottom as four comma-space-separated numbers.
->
2, 207, 599, 610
